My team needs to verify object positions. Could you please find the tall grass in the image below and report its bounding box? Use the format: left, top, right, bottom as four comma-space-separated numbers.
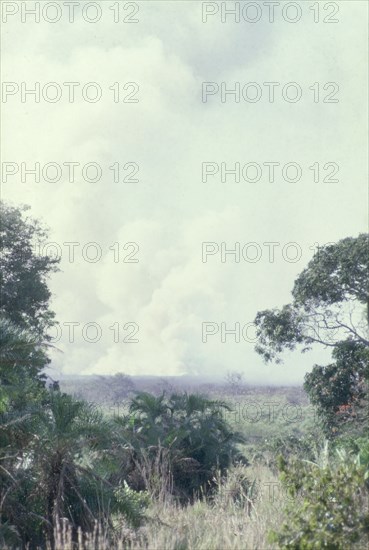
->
36, 464, 282, 550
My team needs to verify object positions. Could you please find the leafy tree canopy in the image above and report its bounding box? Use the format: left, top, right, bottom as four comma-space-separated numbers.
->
0, 202, 60, 338
254, 234, 369, 363
304, 341, 369, 436
0, 317, 49, 414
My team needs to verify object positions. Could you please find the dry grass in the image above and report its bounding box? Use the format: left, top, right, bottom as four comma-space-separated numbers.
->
46, 463, 283, 550
133, 464, 283, 550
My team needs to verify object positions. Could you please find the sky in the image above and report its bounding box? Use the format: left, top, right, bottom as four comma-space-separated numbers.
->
1, 1, 368, 384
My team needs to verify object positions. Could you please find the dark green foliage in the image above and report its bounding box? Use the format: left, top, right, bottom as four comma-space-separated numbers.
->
255, 305, 306, 363
292, 234, 369, 308
114, 482, 150, 529
1, 389, 149, 548
0, 316, 49, 413
0, 318, 50, 547
304, 341, 369, 436
269, 440, 369, 549
114, 391, 245, 501
0, 202, 59, 338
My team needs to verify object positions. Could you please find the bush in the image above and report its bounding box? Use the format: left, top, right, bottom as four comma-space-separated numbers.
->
114, 391, 245, 501
269, 442, 369, 549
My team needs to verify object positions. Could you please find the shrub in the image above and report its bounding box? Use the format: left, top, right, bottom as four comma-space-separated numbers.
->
114, 391, 245, 501
269, 442, 369, 549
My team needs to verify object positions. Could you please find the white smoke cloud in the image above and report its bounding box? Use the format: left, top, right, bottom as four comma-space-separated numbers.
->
2, 1, 367, 383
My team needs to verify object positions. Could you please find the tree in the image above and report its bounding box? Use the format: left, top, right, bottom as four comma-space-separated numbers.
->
0, 202, 60, 338
254, 234, 369, 363
0, 318, 50, 547
0, 204, 57, 543
0, 322, 147, 547
0, 317, 49, 412
254, 234, 369, 435
33, 392, 118, 539
1, 390, 148, 548
304, 341, 369, 436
